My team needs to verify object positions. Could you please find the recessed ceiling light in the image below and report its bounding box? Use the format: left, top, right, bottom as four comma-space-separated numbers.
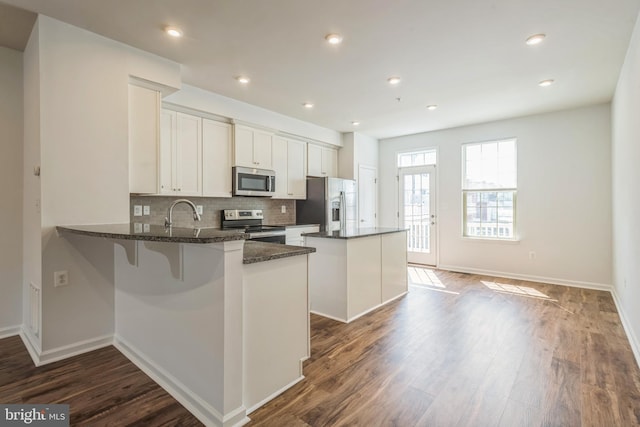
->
351, 121, 360, 126
538, 79, 555, 87
387, 76, 401, 85
236, 76, 250, 84
303, 102, 314, 109
526, 33, 546, 46
426, 105, 438, 111
164, 26, 183, 38
325, 34, 343, 45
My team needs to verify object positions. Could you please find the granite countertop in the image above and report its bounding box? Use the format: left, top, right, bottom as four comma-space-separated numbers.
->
242, 241, 316, 264
56, 223, 248, 244
304, 227, 408, 240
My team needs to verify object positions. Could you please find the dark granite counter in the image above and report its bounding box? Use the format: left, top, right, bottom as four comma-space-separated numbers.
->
57, 223, 248, 244
303, 227, 408, 240
243, 241, 316, 264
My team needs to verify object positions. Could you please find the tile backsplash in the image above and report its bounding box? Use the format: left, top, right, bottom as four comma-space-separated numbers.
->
130, 195, 296, 228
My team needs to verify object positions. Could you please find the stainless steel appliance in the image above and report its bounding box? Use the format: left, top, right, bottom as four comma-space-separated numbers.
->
221, 209, 286, 244
232, 166, 276, 197
296, 177, 357, 232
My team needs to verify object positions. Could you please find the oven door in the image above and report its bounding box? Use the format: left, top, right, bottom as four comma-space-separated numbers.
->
250, 234, 286, 244
233, 166, 276, 196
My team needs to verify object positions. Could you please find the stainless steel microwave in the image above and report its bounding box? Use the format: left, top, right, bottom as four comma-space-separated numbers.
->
232, 166, 276, 197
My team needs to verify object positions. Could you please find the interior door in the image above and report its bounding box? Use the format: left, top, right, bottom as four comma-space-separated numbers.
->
399, 165, 436, 265
358, 165, 377, 228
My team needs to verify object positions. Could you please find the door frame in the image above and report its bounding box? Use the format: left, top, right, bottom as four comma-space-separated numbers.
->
358, 164, 378, 228
398, 165, 438, 266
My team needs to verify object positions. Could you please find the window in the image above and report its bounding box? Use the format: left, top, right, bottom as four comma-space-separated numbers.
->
462, 138, 517, 239
398, 149, 437, 167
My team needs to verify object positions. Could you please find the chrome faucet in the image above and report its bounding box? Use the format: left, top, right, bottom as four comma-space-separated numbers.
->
164, 199, 201, 228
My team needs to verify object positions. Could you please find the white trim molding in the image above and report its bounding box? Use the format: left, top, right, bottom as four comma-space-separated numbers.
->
25, 333, 114, 367
114, 335, 249, 427
611, 289, 640, 370
437, 264, 612, 292
245, 375, 305, 415
0, 325, 21, 340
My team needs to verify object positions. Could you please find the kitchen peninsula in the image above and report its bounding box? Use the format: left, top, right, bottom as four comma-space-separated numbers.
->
56, 224, 315, 427
304, 228, 408, 323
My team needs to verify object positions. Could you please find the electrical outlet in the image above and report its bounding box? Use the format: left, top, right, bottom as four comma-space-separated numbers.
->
528, 251, 536, 260
143, 205, 150, 215
133, 205, 142, 216
54, 270, 69, 287
281, 205, 286, 214
196, 205, 204, 215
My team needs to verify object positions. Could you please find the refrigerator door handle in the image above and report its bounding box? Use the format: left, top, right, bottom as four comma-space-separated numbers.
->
340, 191, 346, 230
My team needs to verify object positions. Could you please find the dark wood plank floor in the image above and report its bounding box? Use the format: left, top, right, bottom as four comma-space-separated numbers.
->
1, 268, 639, 426
248, 268, 640, 427
0, 336, 202, 426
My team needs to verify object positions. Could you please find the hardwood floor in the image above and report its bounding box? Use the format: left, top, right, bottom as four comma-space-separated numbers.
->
1, 268, 638, 426
248, 269, 640, 427
0, 337, 202, 426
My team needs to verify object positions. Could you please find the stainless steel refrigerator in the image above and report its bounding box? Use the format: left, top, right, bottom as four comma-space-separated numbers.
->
296, 177, 357, 232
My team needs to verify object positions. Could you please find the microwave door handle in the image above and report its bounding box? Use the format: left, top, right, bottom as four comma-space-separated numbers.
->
268, 176, 273, 192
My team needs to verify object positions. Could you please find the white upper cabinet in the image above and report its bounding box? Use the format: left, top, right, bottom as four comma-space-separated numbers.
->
202, 119, 233, 197
128, 84, 160, 194
234, 124, 273, 169
272, 136, 307, 199
159, 110, 202, 196
307, 143, 338, 177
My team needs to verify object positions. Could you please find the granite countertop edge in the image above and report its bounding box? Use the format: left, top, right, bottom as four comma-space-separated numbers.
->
242, 241, 316, 264
304, 227, 408, 240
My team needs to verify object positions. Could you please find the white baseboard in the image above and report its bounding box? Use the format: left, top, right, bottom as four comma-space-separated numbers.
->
311, 291, 409, 324
437, 264, 612, 291
37, 334, 114, 366
0, 325, 21, 340
19, 327, 41, 366
610, 288, 640, 370
309, 310, 348, 323
114, 335, 248, 427
245, 375, 305, 415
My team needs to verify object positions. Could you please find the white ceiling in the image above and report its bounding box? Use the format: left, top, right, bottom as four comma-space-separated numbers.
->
3, 0, 640, 139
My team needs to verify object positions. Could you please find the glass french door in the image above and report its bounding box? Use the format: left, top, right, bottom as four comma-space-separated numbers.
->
399, 165, 437, 265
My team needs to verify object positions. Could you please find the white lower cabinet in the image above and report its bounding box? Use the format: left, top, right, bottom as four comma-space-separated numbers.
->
286, 225, 320, 246
159, 110, 202, 196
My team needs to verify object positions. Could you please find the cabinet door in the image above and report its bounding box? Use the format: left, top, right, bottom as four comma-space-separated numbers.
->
175, 112, 202, 195
288, 139, 307, 198
128, 84, 159, 194
159, 109, 176, 194
271, 136, 289, 198
307, 144, 323, 177
234, 125, 255, 168
202, 119, 232, 197
253, 130, 273, 169
323, 147, 338, 177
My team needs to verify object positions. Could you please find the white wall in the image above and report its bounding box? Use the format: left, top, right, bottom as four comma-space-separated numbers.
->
0, 47, 23, 334
380, 104, 612, 288
339, 132, 379, 180
166, 84, 342, 147
25, 15, 181, 354
612, 12, 640, 361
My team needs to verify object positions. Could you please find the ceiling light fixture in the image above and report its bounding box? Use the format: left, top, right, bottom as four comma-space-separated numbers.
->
387, 76, 401, 85
303, 102, 314, 109
164, 26, 183, 38
351, 121, 360, 126
426, 105, 438, 111
325, 34, 343, 45
236, 76, 250, 84
525, 33, 546, 46
538, 79, 555, 87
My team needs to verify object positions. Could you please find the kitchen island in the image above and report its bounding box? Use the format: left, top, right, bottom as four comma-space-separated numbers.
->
304, 228, 408, 323
57, 224, 315, 427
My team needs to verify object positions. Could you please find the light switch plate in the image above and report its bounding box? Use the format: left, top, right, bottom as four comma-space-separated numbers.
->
281, 205, 286, 214
143, 205, 150, 215
133, 205, 142, 216
196, 205, 204, 215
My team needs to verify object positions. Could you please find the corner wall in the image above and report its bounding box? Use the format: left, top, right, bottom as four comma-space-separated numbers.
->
27, 15, 181, 355
0, 46, 23, 336
612, 11, 640, 362
380, 104, 612, 288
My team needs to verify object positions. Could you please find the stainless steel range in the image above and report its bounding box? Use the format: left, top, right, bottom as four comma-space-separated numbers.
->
221, 209, 286, 244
